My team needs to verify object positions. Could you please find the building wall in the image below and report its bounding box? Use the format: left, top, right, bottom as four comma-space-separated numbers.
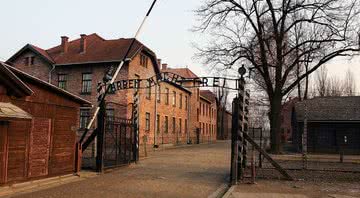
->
10, 51, 52, 82
199, 98, 217, 143
280, 98, 299, 143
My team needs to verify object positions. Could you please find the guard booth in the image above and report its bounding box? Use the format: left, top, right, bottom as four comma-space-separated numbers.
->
0, 62, 91, 185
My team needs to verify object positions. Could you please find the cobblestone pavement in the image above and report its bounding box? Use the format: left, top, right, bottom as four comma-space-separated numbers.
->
12, 141, 231, 198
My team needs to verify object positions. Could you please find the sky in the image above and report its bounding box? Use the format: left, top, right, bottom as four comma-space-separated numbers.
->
0, 0, 359, 93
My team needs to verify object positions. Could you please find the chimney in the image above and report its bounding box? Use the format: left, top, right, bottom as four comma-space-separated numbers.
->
80, 34, 87, 53
61, 36, 69, 53
162, 63, 168, 70
157, 59, 162, 69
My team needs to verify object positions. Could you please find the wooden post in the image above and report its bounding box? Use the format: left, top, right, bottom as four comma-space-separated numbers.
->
96, 100, 106, 173
243, 132, 294, 181
230, 98, 239, 185
251, 145, 256, 184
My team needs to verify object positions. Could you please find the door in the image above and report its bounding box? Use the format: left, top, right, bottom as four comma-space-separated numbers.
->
7, 120, 30, 182
0, 122, 8, 184
28, 118, 51, 178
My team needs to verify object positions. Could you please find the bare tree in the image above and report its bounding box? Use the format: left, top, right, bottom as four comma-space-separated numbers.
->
315, 66, 329, 97
215, 86, 229, 139
195, 0, 360, 153
328, 76, 343, 96
343, 68, 357, 96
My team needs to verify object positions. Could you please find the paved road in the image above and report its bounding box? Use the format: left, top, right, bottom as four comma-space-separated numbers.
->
14, 141, 231, 198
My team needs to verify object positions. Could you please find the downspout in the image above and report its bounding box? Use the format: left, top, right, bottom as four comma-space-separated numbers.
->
49, 65, 56, 83
187, 94, 191, 144
154, 84, 158, 147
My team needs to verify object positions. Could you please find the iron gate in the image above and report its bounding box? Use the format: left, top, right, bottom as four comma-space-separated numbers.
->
104, 116, 135, 168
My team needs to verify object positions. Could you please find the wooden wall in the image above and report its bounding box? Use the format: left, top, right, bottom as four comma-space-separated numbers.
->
0, 78, 83, 184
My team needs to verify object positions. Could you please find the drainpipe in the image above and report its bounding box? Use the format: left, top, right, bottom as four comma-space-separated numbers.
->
49, 65, 56, 83
154, 84, 158, 147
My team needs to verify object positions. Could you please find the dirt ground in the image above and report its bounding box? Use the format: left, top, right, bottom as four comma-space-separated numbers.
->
231, 169, 360, 198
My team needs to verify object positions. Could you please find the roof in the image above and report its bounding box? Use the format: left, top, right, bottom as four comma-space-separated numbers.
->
162, 68, 199, 78
1, 62, 92, 106
7, 33, 160, 73
295, 97, 360, 122
0, 61, 33, 97
200, 90, 217, 103
0, 102, 32, 121
7, 44, 54, 65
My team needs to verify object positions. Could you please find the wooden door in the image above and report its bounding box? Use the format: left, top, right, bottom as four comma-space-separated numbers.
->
28, 118, 51, 178
0, 122, 8, 184
7, 120, 30, 182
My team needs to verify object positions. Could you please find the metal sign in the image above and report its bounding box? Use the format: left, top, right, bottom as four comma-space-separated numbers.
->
106, 72, 242, 92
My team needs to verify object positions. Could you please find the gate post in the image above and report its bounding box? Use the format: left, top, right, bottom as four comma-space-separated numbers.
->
96, 100, 106, 173
132, 88, 140, 162
230, 98, 239, 185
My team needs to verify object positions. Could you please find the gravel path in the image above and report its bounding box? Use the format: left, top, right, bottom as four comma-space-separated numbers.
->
12, 141, 231, 198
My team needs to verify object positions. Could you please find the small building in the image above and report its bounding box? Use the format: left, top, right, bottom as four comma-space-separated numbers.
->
292, 97, 360, 154
280, 97, 299, 143
0, 62, 91, 185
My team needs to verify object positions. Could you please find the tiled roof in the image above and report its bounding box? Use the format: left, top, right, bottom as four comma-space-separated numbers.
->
295, 96, 360, 121
162, 68, 199, 78
47, 34, 145, 65
200, 90, 217, 103
29, 44, 54, 63
8, 33, 157, 68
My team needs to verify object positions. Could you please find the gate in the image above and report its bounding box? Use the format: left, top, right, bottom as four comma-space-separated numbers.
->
104, 116, 135, 168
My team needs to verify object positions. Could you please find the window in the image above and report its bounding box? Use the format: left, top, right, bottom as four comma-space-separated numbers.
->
197, 89, 200, 101
24, 56, 35, 66
30, 56, 35, 65
202, 123, 205, 134
200, 103, 202, 115
197, 109, 200, 121
140, 53, 148, 68
156, 114, 160, 134
156, 85, 161, 103
179, 93, 183, 109
164, 116, 169, 133
146, 81, 151, 100
185, 96, 188, 110
165, 88, 169, 105
145, 112, 150, 131
81, 73, 92, 94
179, 118, 182, 134
80, 109, 90, 129
172, 91, 176, 107
172, 117, 176, 133
185, 119, 188, 134
58, 74, 67, 90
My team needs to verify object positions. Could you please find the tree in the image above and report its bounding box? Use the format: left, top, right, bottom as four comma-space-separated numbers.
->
315, 66, 329, 97
343, 68, 357, 96
214, 86, 229, 139
195, 0, 360, 153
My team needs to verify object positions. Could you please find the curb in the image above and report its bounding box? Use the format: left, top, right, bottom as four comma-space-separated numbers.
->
222, 185, 236, 198
208, 183, 230, 198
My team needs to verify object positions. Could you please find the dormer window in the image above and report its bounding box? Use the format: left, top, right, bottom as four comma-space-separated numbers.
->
140, 53, 148, 68
24, 56, 35, 66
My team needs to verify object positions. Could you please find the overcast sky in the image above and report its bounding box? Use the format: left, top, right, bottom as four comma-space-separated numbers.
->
1, 0, 359, 93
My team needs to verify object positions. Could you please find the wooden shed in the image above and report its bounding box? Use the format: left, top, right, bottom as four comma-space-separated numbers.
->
0, 62, 91, 185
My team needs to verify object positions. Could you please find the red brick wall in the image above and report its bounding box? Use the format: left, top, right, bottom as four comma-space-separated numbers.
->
199, 98, 217, 143
10, 50, 52, 82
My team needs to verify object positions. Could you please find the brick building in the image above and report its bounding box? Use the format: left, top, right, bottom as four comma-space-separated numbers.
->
6, 33, 218, 158
280, 97, 299, 143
